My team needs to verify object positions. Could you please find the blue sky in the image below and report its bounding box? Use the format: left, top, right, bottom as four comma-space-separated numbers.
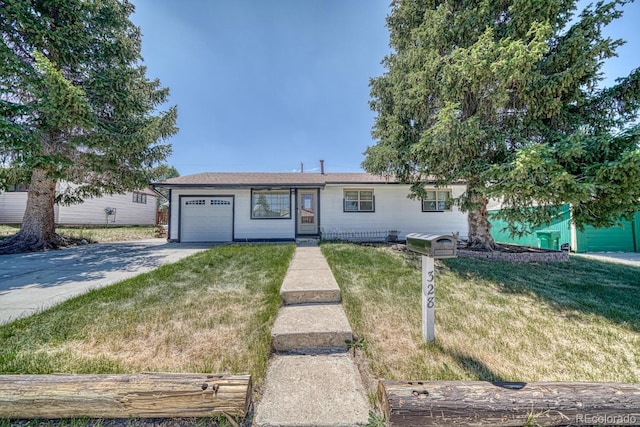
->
131, 1, 639, 177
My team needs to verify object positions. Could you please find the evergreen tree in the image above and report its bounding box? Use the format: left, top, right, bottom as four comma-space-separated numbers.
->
153, 164, 179, 210
0, 0, 177, 253
254, 193, 272, 217
364, 0, 640, 250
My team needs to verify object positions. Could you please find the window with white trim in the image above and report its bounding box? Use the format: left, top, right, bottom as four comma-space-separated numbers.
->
344, 189, 374, 212
251, 190, 291, 219
422, 190, 451, 212
132, 192, 147, 204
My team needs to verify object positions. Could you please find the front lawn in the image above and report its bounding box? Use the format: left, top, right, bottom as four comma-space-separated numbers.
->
322, 243, 639, 383
0, 244, 295, 387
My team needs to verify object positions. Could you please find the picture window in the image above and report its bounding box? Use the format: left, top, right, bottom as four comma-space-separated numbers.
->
252, 190, 291, 219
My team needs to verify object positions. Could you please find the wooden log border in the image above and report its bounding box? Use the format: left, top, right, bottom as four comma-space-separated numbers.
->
0, 373, 251, 420
378, 380, 640, 426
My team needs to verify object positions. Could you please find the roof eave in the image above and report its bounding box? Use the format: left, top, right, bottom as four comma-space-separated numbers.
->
151, 183, 326, 189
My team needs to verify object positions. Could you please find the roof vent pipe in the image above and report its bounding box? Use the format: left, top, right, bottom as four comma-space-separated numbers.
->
320, 159, 325, 175
300, 162, 304, 173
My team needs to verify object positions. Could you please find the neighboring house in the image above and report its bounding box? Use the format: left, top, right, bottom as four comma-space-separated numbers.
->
0, 184, 158, 226
489, 204, 640, 253
151, 172, 468, 243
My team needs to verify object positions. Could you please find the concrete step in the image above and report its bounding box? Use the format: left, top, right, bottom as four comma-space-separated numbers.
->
254, 354, 370, 426
272, 303, 352, 352
280, 268, 341, 305
287, 248, 332, 271
295, 238, 320, 247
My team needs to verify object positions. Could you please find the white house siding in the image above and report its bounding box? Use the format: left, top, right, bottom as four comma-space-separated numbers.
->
168, 184, 468, 242
319, 184, 468, 240
57, 192, 156, 226
168, 189, 296, 242
0, 191, 155, 226
0, 192, 30, 224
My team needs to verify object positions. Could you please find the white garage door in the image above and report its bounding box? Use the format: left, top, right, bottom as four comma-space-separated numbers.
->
180, 197, 233, 242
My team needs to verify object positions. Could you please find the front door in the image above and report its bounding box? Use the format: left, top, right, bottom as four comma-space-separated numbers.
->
297, 190, 318, 235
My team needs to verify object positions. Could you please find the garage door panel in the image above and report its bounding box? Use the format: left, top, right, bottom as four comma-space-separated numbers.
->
181, 197, 233, 242
579, 222, 634, 252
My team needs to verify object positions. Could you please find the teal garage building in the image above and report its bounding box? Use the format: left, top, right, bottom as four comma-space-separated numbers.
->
489, 205, 640, 253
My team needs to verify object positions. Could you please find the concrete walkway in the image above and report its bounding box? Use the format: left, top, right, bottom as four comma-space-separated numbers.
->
254, 244, 370, 426
0, 239, 214, 325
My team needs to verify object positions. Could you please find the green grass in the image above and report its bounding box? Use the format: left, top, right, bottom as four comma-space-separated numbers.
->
321, 243, 640, 383
0, 225, 19, 238
0, 244, 295, 388
0, 225, 157, 242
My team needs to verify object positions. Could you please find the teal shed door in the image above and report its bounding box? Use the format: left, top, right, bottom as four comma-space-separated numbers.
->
576, 221, 635, 253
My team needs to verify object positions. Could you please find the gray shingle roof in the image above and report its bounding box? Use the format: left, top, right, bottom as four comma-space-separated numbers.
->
153, 172, 402, 187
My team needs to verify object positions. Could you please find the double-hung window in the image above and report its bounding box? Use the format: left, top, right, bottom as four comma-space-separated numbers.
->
251, 189, 291, 219
344, 189, 374, 212
422, 190, 451, 212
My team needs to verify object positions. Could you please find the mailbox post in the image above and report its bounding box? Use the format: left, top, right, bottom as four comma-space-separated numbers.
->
406, 233, 457, 342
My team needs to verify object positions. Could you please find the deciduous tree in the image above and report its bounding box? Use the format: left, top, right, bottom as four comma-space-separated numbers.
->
364, 0, 640, 250
0, 0, 177, 253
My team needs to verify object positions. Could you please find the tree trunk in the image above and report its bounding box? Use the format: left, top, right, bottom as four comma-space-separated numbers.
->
0, 168, 63, 254
466, 184, 497, 251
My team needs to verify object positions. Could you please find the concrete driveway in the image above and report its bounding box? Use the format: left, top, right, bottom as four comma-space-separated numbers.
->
0, 239, 215, 325
573, 252, 640, 267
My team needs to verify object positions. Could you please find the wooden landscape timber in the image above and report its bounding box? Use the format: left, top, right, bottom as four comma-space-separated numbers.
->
378, 380, 640, 426
0, 373, 251, 420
